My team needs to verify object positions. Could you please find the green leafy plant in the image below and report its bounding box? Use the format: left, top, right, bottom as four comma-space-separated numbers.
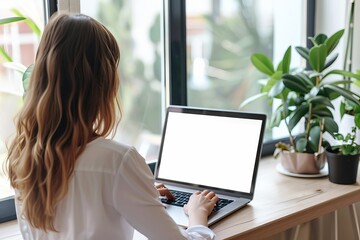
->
241, 29, 360, 155
332, 127, 360, 155
340, 97, 360, 129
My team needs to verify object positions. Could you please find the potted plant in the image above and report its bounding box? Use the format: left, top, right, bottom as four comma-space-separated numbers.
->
240, 29, 360, 174
325, 127, 360, 184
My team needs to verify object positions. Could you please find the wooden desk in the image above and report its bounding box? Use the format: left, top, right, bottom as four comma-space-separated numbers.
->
211, 156, 360, 240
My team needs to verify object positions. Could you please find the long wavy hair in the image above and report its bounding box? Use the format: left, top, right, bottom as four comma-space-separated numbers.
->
6, 12, 121, 231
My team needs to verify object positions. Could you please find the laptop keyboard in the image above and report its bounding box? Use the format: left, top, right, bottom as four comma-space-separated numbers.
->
160, 190, 234, 212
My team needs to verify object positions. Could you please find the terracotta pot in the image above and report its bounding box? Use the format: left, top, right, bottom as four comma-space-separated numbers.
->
278, 150, 325, 174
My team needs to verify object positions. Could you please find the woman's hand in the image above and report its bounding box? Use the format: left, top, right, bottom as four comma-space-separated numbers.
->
183, 190, 219, 227
155, 183, 175, 201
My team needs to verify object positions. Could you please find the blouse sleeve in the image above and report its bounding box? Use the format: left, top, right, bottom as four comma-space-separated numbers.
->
112, 147, 215, 240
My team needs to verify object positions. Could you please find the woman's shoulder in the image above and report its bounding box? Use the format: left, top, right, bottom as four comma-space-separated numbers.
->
88, 137, 132, 153
75, 137, 139, 173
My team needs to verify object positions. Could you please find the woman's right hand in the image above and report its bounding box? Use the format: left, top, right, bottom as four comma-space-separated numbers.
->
183, 190, 219, 227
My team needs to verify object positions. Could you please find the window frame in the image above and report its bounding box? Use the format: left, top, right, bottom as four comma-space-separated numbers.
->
165, 0, 188, 106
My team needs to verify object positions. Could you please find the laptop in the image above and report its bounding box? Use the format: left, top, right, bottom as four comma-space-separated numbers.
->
154, 106, 266, 227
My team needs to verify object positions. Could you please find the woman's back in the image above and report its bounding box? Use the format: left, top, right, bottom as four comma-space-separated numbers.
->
16, 138, 187, 239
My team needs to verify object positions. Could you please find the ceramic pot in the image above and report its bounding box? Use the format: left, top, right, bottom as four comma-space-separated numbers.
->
278, 150, 325, 174
325, 147, 360, 184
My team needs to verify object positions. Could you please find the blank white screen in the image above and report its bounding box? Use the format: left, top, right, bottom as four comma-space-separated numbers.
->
157, 111, 262, 193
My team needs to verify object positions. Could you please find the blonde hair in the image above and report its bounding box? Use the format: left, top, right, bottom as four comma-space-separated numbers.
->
6, 12, 121, 231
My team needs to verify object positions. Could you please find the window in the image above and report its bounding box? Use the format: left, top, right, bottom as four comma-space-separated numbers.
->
80, 0, 164, 162
168, 0, 312, 151
80, 0, 311, 160
0, 0, 45, 222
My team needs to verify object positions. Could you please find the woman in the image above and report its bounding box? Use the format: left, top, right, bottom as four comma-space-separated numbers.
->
6, 12, 218, 240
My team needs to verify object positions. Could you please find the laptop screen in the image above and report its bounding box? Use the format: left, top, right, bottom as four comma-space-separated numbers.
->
155, 106, 266, 194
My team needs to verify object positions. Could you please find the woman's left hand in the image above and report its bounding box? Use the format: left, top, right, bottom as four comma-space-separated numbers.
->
155, 183, 175, 200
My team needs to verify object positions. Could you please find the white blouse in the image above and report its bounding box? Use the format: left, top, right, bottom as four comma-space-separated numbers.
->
15, 138, 215, 240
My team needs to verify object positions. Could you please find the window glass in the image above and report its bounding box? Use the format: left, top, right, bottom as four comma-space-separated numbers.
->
185, 0, 304, 141
80, 0, 163, 161
0, 0, 44, 200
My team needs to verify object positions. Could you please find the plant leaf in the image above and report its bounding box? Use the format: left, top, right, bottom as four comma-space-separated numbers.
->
251, 53, 275, 76
324, 117, 339, 137
314, 33, 328, 45
297, 72, 314, 88
288, 103, 309, 130
355, 80, 360, 88
239, 92, 268, 108
295, 137, 307, 152
334, 133, 344, 141
309, 125, 321, 151
0, 16, 25, 24
2, 62, 26, 73
306, 139, 318, 153
325, 29, 344, 54
270, 107, 282, 128
268, 79, 285, 97
323, 69, 360, 81
308, 37, 318, 46
282, 46, 291, 74
295, 46, 309, 61
322, 53, 338, 71
309, 44, 327, 72
312, 107, 333, 118
282, 74, 310, 94
324, 84, 360, 105
262, 71, 282, 92
320, 86, 341, 100
0, 46, 13, 62
309, 71, 322, 78
309, 86, 320, 97
22, 64, 34, 93
308, 96, 334, 109
323, 79, 353, 86
340, 100, 346, 118
276, 60, 283, 72
355, 113, 360, 129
